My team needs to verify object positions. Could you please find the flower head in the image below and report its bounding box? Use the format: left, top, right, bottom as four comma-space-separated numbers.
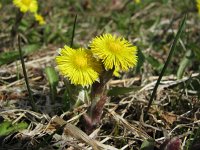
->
34, 13, 46, 25
197, 0, 200, 14
90, 33, 137, 73
56, 46, 102, 86
13, 0, 38, 13
134, 0, 141, 4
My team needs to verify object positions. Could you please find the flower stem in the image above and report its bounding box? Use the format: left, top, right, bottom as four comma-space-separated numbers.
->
11, 10, 24, 47
18, 36, 37, 111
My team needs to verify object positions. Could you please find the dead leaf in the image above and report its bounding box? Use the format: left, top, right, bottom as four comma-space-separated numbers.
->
161, 112, 177, 125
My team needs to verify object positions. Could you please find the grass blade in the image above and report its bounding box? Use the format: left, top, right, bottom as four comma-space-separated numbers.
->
145, 14, 187, 118
70, 14, 77, 47
18, 36, 37, 111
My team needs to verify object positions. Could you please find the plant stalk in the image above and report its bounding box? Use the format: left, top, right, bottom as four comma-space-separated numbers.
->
18, 36, 37, 111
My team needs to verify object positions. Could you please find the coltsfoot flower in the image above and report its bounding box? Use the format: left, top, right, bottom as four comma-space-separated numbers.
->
197, 0, 200, 14
13, 0, 38, 13
90, 33, 137, 73
34, 13, 45, 25
134, 0, 141, 4
56, 46, 102, 86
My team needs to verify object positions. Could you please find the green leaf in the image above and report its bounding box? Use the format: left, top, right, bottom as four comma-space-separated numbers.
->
107, 86, 140, 96
0, 51, 19, 66
177, 49, 193, 79
0, 44, 41, 66
45, 67, 59, 87
0, 121, 28, 136
45, 67, 59, 103
140, 139, 155, 150
22, 44, 41, 55
62, 88, 72, 111
144, 54, 163, 70
62, 80, 83, 111
161, 0, 169, 4
189, 43, 200, 60
135, 49, 145, 73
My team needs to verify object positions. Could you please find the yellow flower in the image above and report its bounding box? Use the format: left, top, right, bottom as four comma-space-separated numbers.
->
34, 13, 46, 25
13, 0, 38, 13
197, 0, 200, 14
134, 0, 141, 4
90, 33, 137, 72
56, 46, 102, 86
